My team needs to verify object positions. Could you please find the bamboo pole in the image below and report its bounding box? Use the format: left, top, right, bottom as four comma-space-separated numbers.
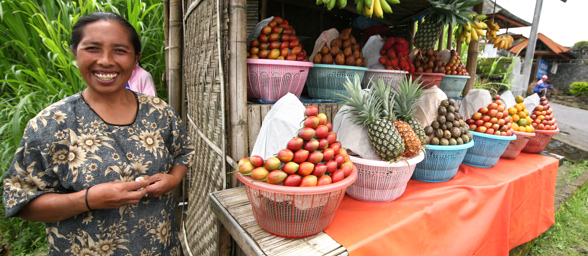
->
168, 0, 182, 114
462, 3, 483, 97
446, 26, 453, 50
437, 25, 444, 51
164, 0, 169, 98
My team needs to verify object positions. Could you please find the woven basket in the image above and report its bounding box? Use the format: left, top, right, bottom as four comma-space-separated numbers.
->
522, 128, 559, 154
305, 64, 369, 99
236, 168, 357, 239
361, 69, 408, 90
501, 131, 535, 159
413, 140, 475, 182
346, 152, 425, 202
462, 131, 517, 168
247, 59, 313, 102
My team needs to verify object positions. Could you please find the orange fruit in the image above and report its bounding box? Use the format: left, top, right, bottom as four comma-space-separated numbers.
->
515, 95, 525, 103
513, 114, 520, 122
514, 104, 523, 112
508, 107, 517, 115
523, 109, 529, 116
526, 116, 533, 124
518, 119, 528, 126
512, 123, 519, 130
519, 126, 526, 132
518, 112, 527, 118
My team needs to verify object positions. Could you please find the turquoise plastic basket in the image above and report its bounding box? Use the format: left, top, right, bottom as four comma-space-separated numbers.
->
412, 140, 475, 182
305, 64, 369, 99
438, 75, 470, 98
462, 131, 517, 168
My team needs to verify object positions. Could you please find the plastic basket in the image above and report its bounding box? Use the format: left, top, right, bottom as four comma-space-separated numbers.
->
438, 75, 470, 98
236, 168, 357, 239
361, 69, 408, 90
409, 72, 446, 89
522, 128, 559, 154
501, 131, 536, 159
412, 140, 475, 182
346, 152, 425, 202
247, 59, 314, 102
462, 131, 517, 168
305, 64, 369, 99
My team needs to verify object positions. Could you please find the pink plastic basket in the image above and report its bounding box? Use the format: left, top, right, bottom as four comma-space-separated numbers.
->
409, 72, 445, 89
361, 69, 408, 90
501, 131, 535, 159
522, 128, 559, 154
346, 152, 425, 202
246, 59, 313, 102
236, 168, 357, 239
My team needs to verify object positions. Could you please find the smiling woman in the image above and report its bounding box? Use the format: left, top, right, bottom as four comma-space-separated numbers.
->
2, 12, 195, 256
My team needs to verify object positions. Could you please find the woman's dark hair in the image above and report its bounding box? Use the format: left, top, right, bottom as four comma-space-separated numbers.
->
70, 12, 141, 57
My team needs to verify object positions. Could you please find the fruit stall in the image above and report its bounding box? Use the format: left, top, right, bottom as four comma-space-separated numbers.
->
169, 0, 560, 255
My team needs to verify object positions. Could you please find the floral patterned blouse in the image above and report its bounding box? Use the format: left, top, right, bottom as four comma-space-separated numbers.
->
3, 91, 195, 256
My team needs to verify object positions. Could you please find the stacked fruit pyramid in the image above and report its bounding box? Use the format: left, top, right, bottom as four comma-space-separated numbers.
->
507, 95, 535, 133
247, 16, 308, 61
377, 37, 414, 72
313, 28, 366, 67
424, 99, 473, 146
413, 49, 443, 73
236, 106, 354, 186
442, 50, 469, 76
466, 95, 515, 136
530, 96, 558, 131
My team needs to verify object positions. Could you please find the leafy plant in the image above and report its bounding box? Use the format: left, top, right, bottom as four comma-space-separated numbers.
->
573, 41, 588, 48
569, 82, 588, 96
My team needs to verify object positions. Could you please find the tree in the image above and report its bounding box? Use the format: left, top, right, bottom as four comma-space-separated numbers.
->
573, 41, 588, 48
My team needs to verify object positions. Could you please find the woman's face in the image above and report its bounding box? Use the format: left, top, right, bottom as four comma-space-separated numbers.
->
72, 20, 139, 95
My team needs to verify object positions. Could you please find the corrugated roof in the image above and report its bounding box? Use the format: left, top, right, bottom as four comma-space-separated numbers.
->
482, 0, 532, 27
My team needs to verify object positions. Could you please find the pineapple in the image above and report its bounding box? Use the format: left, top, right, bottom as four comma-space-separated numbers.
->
392, 75, 430, 147
414, 0, 484, 50
337, 75, 405, 161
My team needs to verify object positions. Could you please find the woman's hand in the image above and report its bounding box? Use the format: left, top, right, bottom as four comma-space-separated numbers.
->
143, 165, 188, 198
87, 180, 149, 209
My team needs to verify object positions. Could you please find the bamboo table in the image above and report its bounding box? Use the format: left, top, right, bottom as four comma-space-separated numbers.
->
209, 187, 348, 256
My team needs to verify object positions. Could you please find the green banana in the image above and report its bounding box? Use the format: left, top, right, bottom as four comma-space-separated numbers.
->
317, 0, 323, 5
380, 0, 392, 13
327, 0, 337, 10
365, 0, 373, 11
338, 0, 347, 8
456, 25, 463, 36
386, 0, 400, 4
475, 14, 487, 21
357, 0, 364, 14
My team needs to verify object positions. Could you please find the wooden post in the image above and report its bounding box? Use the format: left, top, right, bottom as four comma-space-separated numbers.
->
409, 21, 417, 50
446, 25, 453, 50
437, 25, 444, 51
168, 0, 182, 114
462, 3, 483, 97
261, 0, 267, 19
163, 0, 169, 98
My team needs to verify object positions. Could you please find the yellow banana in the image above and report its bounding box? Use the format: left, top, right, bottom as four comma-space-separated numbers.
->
364, 0, 374, 17
460, 34, 466, 42
475, 28, 484, 37
380, 0, 393, 14
373, 0, 383, 18
365, 0, 372, 11
471, 28, 479, 41
466, 34, 471, 44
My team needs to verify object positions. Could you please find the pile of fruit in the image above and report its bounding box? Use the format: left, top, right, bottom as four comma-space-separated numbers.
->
466, 95, 515, 136
413, 49, 444, 73
248, 16, 308, 61
313, 28, 366, 67
456, 16, 487, 44
442, 50, 469, 76
424, 99, 473, 145
485, 19, 514, 50
507, 95, 535, 133
355, 0, 400, 19
377, 37, 414, 72
530, 96, 558, 130
236, 106, 354, 187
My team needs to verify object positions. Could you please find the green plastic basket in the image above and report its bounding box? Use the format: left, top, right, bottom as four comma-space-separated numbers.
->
305, 64, 369, 99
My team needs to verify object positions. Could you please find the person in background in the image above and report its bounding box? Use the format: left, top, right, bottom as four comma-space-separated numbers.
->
127, 62, 157, 96
533, 75, 556, 98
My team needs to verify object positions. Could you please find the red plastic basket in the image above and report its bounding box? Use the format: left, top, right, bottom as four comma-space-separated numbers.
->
236, 168, 357, 239
501, 131, 535, 159
246, 59, 313, 102
409, 72, 445, 89
346, 152, 424, 202
521, 128, 559, 154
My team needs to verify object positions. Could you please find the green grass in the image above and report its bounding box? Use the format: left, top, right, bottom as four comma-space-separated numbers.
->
562, 161, 588, 183
0, 0, 165, 254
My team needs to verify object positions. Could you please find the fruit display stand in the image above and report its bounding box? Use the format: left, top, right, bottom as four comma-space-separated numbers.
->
247, 59, 313, 101
412, 140, 474, 182
522, 129, 560, 154
305, 64, 369, 99
462, 131, 517, 168
501, 131, 536, 159
438, 75, 470, 98
346, 153, 424, 202
409, 72, 445, 89
360, 69, 407, 89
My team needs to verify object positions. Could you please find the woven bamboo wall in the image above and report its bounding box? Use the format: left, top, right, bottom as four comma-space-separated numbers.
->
182, 0, 229, 254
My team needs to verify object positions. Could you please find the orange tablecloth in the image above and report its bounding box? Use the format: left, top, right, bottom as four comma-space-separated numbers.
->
324, 153, 558, 256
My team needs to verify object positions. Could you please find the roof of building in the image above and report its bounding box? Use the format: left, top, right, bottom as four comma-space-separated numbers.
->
509, 33, 576, 60
482, 0, 532, 28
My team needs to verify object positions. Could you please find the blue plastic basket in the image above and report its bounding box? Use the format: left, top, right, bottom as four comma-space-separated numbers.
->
438, 75, 470, 98
412, 140, 475, 182
305, 64, 369, 99
462, 131, 517, 168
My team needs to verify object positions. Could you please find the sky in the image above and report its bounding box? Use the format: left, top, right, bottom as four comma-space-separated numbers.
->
493, 0, 588, 47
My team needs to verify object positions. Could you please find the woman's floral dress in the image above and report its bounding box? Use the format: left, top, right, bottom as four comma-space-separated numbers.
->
3, 92, 195, 256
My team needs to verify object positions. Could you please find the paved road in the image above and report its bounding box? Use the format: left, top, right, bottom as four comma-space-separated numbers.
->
550, 103, 588, 150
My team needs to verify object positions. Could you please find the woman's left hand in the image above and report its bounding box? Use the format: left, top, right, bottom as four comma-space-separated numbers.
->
143, 165, 188, 198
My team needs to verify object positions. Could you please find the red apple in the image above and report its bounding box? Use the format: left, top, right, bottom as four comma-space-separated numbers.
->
478, 107, 489, 115
268, 33, 280, 42
259, 43, 269, 50
488, 109, 498, 117
272, 16, 283, 24
257, 34, 268, 43
261, 26, 272, 35
286, 53, 297, 61
289, 41, 299, 48
280, 34, 290, 42
472, 112, 482, 120
484, 122, 492, 128
282, 28, 292, 35
475, 119, 484, 127
272, 26, 283, 34
269, 41, 281, 50
258, 49, 268, 58
280, 41, 290, 49
482, 115, 491, 122
488, 103, 498, 110
280, 48, 290, 57
291, 46, 302, 55
268, 49, 280, 59
250, 39, 260, 48
268, 21, 277, 28
469, 124, 477, 130
250, 47, 259, 55
476, 126, 487, 133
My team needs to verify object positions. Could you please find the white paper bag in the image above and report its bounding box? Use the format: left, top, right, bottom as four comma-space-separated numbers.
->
362, 35, 385, 69
246, 16, 274, 45
523, 93, 540, 113
459, 89, 493, 120
333, 106, 381, 160
309, 28, 340, 62
500, 91, 516, 109
414, 87, 448, 127
251, 93, 306, 159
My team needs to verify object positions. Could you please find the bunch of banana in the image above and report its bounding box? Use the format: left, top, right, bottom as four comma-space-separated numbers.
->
355, 0, 399, 18
490, 34, 514, 50
318, 0, 348, 10
485, 19, 500, 39
455, 15, 487, 44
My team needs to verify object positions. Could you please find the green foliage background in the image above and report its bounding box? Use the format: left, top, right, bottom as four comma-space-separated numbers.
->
569, 82, 588, 97
0, 0, 165, 254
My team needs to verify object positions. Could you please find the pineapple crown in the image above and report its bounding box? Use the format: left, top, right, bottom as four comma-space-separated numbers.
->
336, 74, 382, 126
392, 75, 431, 121
371, 77, 397, 122
427, 0, 482, 27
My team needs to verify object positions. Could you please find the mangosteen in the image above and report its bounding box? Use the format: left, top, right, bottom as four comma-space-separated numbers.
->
435, 129, 444, 139
432, 121, 440, 129
461, 134, 470, 143
453, 120, 461, 128
431, 137, 440, 145
444, 130, 452, 139
425, 126, 434, 136
438, 115, 446, 124
467, 132, 473, 141
448, 98, 456, 106
456, 137, 464, 145
446, 113, 455, 122
451, 127, 461, 138
448, 105, 456, 113
449, 138, 457, 145
438, 106, 447, 116
440, 138, 449, 146
441, 99, 449, 108
446, 122, 453, 130
440, 124, 448, 131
